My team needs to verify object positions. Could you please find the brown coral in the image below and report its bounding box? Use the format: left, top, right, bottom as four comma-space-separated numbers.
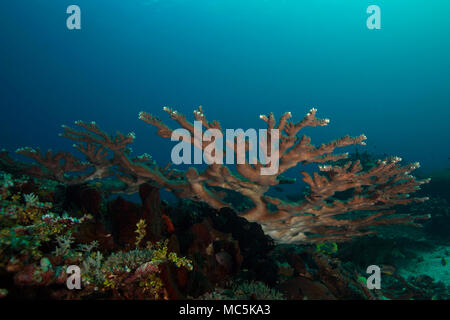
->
3, 106, 430, 244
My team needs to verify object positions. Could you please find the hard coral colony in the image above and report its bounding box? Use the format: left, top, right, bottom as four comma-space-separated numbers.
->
2, 107, 429, 243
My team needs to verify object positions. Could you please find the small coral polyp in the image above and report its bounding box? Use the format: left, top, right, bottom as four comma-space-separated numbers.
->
1, 107, 430, 243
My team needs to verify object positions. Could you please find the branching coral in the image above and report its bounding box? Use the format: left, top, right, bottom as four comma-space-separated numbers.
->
2, 107, 430, 244
138, 107, 431, 243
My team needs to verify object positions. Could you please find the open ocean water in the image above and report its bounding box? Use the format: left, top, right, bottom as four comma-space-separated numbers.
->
0, 0, 449, 302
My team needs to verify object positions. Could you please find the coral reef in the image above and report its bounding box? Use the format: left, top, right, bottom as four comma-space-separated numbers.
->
0, 172, 192, 299
1, 107, 445, 301
0, 165, 447, 300
1, 107, 430, 243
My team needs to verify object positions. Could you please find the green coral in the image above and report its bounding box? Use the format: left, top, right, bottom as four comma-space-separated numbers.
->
0, 288, 8, 298
78, 239, 192, 298
148, 240, 193, 270
0, 171, 192, 299
0, 172, 87, 266
231, 282, 284, 300
199, 282, 285, 300
316, 242, 338, 255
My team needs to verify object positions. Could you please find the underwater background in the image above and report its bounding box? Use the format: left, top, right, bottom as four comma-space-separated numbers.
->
0, 0, 449, 300
1, 0, 450, 169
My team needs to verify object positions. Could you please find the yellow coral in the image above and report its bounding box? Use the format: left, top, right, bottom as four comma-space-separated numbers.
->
168, 252, 193, 270
135, 219, 147, 248
139, 273, 164, 299
148, 240, 193, 271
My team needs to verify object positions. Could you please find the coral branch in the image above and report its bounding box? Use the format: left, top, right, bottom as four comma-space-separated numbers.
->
4, 107, 430, 244
139, 107, 429, 243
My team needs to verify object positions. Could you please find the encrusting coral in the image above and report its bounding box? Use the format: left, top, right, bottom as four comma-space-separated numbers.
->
0, 107, 430, 244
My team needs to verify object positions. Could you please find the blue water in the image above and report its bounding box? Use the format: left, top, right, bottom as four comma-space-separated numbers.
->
1, 0, 449, 174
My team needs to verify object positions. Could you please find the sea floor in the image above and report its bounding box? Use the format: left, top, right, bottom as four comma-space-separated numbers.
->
399, 244, 450, 287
